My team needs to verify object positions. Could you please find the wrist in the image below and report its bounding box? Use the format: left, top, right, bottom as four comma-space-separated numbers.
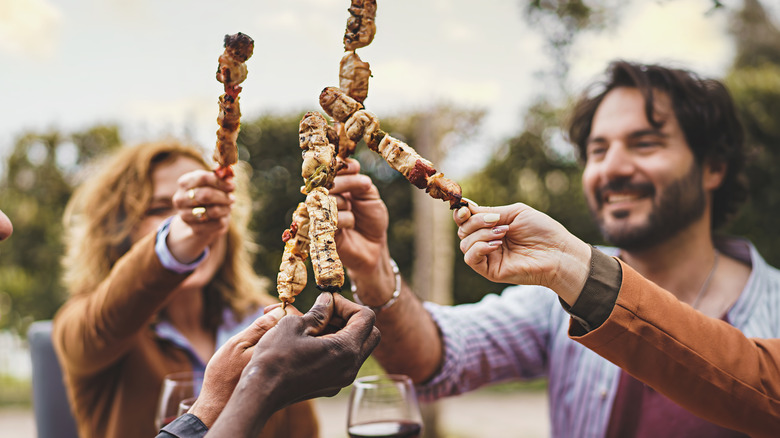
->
189, 396, 222, 429
549, 239, 592, 306
234, 363, 284, 417
348, 254, 399, 309
208, 367, 278, 437
165, 217, 209, 265
352, 258, 401, 313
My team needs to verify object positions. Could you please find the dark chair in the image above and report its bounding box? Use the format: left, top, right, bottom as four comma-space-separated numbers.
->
27, 320, 79, 438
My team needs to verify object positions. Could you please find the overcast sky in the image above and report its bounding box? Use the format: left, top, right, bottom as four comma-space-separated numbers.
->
1, 0, 772, 178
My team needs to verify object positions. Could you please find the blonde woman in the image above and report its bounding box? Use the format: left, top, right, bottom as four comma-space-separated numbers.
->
53, 140, 318, 438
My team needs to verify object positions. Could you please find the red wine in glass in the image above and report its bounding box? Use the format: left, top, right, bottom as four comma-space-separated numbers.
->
347, 375, 423, 438
159, 415, 179, 428
348, 420, 422, 438
154, 371, 203, 430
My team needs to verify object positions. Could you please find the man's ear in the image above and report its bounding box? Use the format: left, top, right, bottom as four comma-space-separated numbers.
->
703, 159, 727, 191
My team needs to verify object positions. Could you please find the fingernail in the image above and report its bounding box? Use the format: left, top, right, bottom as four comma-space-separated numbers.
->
483, 213, 500, 224
457, 207, 469, 219
268, 306, 286, 320
316, 292, 332, 306
492, 225, 509, 234
462, 197, 478, 207
488, 240, 502, 247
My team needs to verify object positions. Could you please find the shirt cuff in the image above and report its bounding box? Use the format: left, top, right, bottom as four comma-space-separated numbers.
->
158, 413, 209, 438
155, 216, 209, 274
559, 246, 622, 334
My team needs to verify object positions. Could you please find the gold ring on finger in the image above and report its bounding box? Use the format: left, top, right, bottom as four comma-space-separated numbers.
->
187, 188, 196, 201
191, 206, 207, 221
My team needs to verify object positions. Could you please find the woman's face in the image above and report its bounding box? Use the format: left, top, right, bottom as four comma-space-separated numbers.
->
131, 156, 228, 289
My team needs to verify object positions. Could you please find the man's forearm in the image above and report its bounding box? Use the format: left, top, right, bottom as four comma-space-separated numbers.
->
370, 282, 443, 384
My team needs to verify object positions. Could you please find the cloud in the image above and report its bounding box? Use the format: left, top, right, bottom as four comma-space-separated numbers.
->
569, 1, 733, 85
441, 20, 477, 43
0, 0, 62, 59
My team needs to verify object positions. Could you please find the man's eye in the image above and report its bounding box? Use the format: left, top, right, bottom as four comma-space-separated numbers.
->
634, 138, 663, 149
587, 146, 607, 159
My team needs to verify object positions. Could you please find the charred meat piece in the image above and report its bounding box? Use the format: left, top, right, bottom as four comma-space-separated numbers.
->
277, 203, 310, 304
320, 86, 363, 123
306, 187, 345, 291
343, 0, 377, 51
339, 51, 372, 104
299, 112, 338, 193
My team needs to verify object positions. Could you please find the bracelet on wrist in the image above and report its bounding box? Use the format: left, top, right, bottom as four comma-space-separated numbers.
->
351, 258, 401, 313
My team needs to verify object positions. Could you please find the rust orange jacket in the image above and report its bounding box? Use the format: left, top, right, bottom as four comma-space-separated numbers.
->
572, 259, 780, 438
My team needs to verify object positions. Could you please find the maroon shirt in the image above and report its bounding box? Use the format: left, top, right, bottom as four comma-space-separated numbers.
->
606, 315, 749, 438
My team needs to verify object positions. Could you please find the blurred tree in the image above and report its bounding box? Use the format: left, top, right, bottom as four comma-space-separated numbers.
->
724, 0, 780, 266
0, 126, 121, 334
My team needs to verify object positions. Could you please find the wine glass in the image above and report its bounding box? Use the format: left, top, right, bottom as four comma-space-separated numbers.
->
347, 374, 423, 438
154, 371, 204, 430
177, 396, 198, 416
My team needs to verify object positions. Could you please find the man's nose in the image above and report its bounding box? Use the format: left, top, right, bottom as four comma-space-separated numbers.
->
600, 142, 635, 179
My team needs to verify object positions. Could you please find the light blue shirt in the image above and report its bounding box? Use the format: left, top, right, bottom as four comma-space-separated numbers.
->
420, 237, 780, 438
152, 216, 264, 372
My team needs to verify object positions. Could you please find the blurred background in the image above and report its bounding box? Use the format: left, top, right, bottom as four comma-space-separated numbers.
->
1, 0, 780, 436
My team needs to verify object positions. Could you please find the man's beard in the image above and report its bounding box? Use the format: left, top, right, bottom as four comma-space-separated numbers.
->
589, 162, 706, 251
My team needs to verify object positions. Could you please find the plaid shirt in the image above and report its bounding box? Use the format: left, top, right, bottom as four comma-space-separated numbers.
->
419, 237, 780, 438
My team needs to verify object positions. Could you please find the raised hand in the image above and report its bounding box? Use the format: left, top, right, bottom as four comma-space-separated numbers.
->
454, 202, 591, 302
329, 158, 390, 275
167, 170, 235, 263
248, 292, 380, 406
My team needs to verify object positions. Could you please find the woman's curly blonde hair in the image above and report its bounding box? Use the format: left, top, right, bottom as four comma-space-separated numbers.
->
61, 140, 275, 327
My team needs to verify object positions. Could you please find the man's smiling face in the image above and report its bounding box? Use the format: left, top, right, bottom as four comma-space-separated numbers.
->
581, 86, 707, 250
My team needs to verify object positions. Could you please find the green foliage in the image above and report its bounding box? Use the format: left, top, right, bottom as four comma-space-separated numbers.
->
725, 66, 780, 266
720, 0, 780, 267
0, 373, 32, 406
0, 126, 121, 334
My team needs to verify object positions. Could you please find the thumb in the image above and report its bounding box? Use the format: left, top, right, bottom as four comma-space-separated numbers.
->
302, 292, 334, 336
239, 306, 287, 346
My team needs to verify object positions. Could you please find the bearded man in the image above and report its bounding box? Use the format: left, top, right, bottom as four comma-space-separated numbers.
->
329, 60, 777, 437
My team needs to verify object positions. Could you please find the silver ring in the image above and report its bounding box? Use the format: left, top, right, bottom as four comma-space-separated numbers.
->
191, 206, 207, 221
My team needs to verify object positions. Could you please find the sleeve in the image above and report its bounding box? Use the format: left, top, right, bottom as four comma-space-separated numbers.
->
559, 247, 622, 333
156, 413, 209, 438
155, 216, 209, 274
417, 285, 560, 401
571, 259, 780, 437
53, 232, 191, 376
